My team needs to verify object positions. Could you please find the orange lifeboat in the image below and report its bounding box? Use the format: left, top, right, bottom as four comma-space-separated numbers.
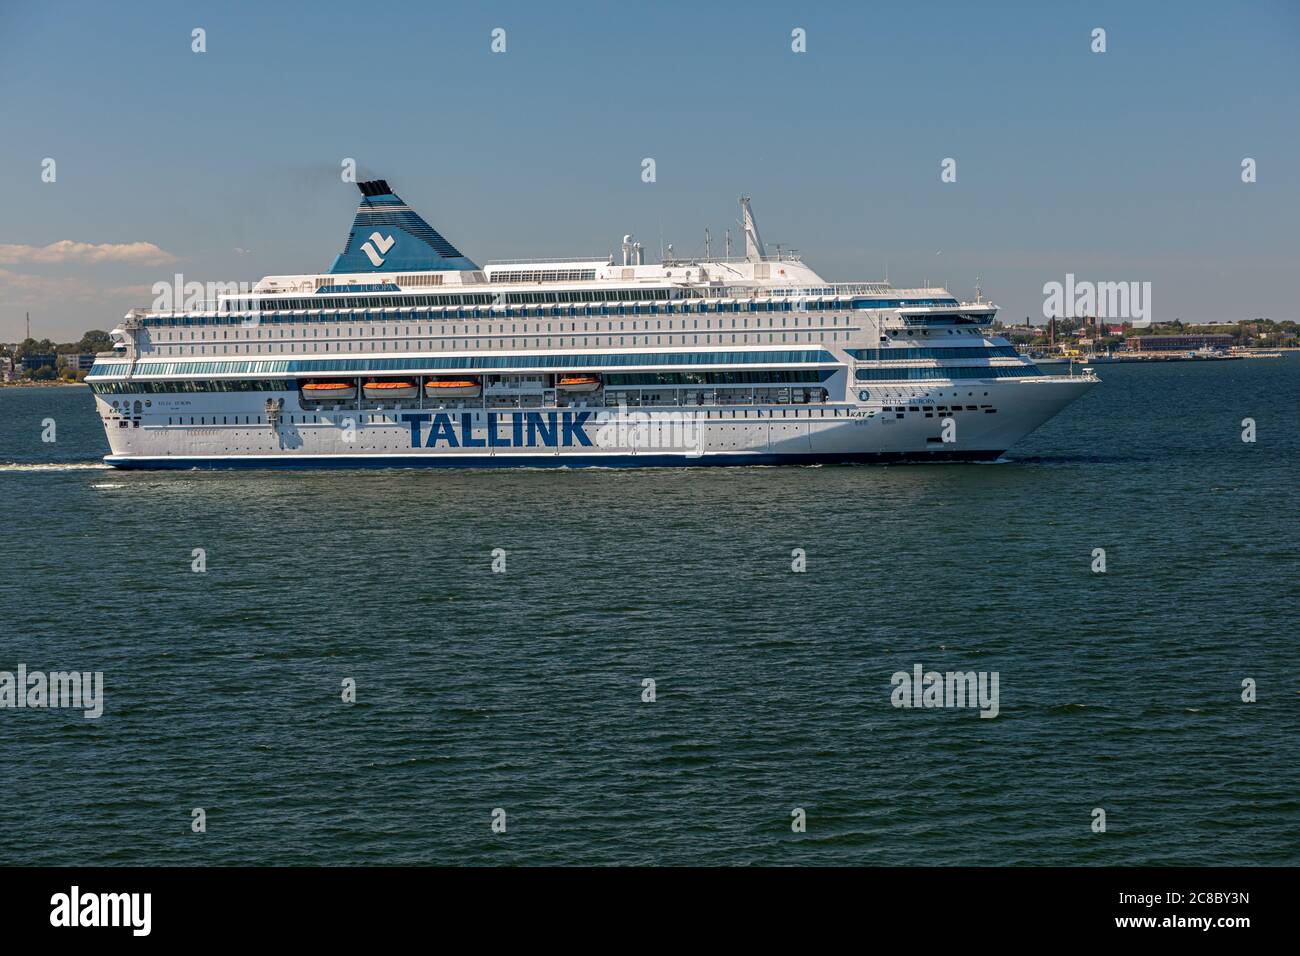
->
424, 377, 482, 399
300, 381, 356, 402
556, 374, 601, 393
363, 379, 419, 400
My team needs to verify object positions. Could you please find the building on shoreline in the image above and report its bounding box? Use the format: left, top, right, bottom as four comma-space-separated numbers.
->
58, 352, 97, 373
18, 352, 57, 374
1125, 334, 1233, 352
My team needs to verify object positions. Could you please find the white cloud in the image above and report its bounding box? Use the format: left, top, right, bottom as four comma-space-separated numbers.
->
0, 240, 177, 266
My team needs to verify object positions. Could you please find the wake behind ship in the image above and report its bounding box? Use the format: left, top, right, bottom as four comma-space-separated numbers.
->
88, 181, 1097, 468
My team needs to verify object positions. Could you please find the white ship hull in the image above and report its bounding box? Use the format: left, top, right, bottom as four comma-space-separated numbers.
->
98, 377, 1093, 469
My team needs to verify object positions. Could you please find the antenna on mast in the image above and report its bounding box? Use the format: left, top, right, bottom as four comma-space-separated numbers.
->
724, 228, 732, 258
704, 228, 711, 260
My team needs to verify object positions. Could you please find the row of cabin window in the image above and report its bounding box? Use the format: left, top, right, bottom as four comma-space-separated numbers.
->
151, 332, 856, 355
143, 297, 961, 327
152, 314, 857, 342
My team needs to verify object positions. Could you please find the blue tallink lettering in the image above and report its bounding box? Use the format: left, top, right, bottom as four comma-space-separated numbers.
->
426, 412, 459, 448
460, 412, 485, 447
562, 411, 593, 447
527, 411, 557, 447
407, 410, 588, 449
401, 413, 431, 448
488, 413, 511, 447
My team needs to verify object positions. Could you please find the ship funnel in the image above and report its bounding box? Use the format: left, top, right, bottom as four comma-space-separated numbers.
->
328, 179, 479, 274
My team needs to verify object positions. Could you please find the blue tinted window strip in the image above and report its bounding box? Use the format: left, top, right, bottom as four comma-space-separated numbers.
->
87, 362, 130, 376
604, 370, 834, 386
115, 350, 834, 379
848, 346, 1020, 360
849, 298, 960, 309
854, 366, 1042, 381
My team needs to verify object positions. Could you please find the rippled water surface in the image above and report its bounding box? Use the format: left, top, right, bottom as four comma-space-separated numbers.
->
1, 360, 1297, 865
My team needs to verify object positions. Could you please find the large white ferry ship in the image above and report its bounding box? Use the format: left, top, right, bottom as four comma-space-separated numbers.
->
89, 180, 1097, 468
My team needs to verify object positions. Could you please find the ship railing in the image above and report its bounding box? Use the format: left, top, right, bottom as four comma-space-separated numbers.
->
125, 283, 971, 317
752, 284, 961, 298
126, 301, 232, 316
669, 253, 805, 264
484, 255, 616, 266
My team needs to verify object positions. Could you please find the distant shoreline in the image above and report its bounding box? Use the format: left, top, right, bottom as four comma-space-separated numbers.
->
0, 381, 88, 388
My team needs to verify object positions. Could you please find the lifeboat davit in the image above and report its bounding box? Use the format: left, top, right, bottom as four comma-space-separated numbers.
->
424, 378, 482, 399
556, 374, 601, 393
300, 381, 356, 402
363, 379, 419, 400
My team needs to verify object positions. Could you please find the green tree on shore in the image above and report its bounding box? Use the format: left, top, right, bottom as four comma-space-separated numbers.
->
17, 337, 57, 357
77, 330, 113, 353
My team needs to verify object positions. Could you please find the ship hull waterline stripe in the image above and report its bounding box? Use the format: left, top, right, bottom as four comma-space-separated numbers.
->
104, 450, 1006, 470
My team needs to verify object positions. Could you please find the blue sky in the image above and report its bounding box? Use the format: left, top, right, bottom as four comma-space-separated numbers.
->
1, 0, 1297, 340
